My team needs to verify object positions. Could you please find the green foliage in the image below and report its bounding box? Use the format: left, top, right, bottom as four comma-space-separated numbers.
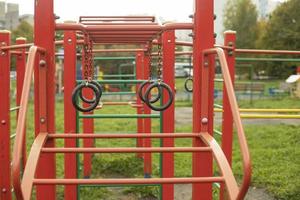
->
223, 0, 258, 48
256, 0, 300, 78
11, 21, 33, 43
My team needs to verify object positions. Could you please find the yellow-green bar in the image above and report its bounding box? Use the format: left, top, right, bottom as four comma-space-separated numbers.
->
241, 114, 300, 119
214, 108, 300, 113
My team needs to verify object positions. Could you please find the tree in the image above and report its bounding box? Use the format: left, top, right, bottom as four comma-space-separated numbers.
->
11, 20, 33, 43
223, 0, 259, 48
257, 0, 300, 78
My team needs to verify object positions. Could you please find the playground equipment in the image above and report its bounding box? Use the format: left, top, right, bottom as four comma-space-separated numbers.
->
0, 0, 292, 199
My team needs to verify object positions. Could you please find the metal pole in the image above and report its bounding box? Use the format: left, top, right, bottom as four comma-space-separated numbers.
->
16, 37, 27, 169
82, 38, 94, 179
136, 51, 144, 158
0, 30, 11, 200
220, 30, 236, 200
64, 30, 78, 199
193, 0, 214, 199
161, 30, 176, 200
34, 1, 56, 199
143, 47, 152, 178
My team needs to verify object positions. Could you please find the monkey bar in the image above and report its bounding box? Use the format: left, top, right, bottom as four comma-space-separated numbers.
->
0, 1, 253, 200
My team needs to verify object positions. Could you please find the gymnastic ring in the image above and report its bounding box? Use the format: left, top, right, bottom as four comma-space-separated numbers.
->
138, 80, 161, 103
79, 80, 103, 104
72, 82, 101, 112
184, 77, 193, 92
144, 82, 173, 111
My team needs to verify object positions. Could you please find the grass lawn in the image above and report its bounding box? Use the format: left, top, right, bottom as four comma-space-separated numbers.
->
9, 96, 300, 199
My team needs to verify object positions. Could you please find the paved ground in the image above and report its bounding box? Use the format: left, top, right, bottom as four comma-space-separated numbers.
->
175, 107, 300, 126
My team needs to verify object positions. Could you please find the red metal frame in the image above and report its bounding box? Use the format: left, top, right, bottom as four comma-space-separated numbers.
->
192, 1, 214, 199
0, 31, 11, 200
82, 40, 94, 178
16, 38, 27, 169
143, 48, 152, 177
64, 31, 78, 199
162, 30, 176, 199
5, 0, 255, 199
220, 31, 236, 199
136, 51, 144, 158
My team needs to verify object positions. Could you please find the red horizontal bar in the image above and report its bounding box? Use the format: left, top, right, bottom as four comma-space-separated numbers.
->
48, 133, 200, 139
88, 31, 158, 35
93, 49, 146, 53
81, 22, 158, 25
236, 49, 300, 55
41, 147, 211, 153
33, 177, 224, 185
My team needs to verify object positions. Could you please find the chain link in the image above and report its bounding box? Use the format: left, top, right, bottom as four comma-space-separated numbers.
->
83, 34, 93, 82
157, 41, 163, 81
147, 45, 153, 80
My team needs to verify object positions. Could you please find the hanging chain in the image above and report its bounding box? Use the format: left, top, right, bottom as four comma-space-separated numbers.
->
146, 45, 153, 80
83, 34, 93, 82
157, 41, 163, 81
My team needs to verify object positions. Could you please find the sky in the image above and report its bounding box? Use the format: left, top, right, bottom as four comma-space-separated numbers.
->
6, 0, 195, 22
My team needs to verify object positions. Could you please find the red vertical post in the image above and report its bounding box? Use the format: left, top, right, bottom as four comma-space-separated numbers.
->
82, 44, 94, 178
220, 31, 236, 200
192, 0, 214, 200
16, 37, 27, 168
0, 30, 11, 200
34, 0, 56, 199
143, 50, 152, 177
161, 30, 175, 200
136, 51, 144, 158
64, 30, 78, 199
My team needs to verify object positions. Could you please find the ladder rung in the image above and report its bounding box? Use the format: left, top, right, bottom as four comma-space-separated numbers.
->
48, 133, 200, 139
41, 147, 211, 153
33, 177, 224, 185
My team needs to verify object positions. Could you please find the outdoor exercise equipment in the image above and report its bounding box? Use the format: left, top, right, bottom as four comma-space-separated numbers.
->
8, 1, 300, 200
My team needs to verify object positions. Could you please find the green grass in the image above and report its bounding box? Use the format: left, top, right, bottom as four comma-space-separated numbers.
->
9, 95, 300, 199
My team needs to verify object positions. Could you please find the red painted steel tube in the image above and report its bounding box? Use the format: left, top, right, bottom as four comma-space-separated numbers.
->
81, 23, 159, 25
136, 52, 144, 158
200, 133, 239, 200
192, 1, 214, 199
0, 31, 11, 200
220, 31, 236, 200
63, 31, 78, 199
235, 48, 300, 55
41, 147, 212, 153
48, 133, 200, 139
162, 30, 176, 200
11, 46, 39, 200
16, 37, 27, 169
33, 177, 224, 185
82, 40, 94, 178
88, 31, 158, 35
203, 47, 251, 200
175, 41, 193, 47
93, 49, 146, 53
55, 22, 193, 32
34, 1, 56, 199
143, 49, 152, 176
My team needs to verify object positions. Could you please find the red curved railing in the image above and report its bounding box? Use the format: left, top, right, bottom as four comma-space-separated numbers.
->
11, 46, 45, 200
203, 47, 252, 200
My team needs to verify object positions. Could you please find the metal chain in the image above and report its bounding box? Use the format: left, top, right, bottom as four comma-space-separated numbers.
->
83, 35, 93, 82
148, 45, 153, 80
157, 41, 163, 81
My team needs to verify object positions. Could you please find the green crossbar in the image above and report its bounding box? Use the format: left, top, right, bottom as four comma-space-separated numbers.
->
236, 57, 300, 62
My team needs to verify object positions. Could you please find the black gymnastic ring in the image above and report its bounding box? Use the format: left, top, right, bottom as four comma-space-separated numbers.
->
144, 82, 174, 111
138, 80, 161, 103
72, 82, 101, 112
79, 81, 103, 104
184, 77, 193, 92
